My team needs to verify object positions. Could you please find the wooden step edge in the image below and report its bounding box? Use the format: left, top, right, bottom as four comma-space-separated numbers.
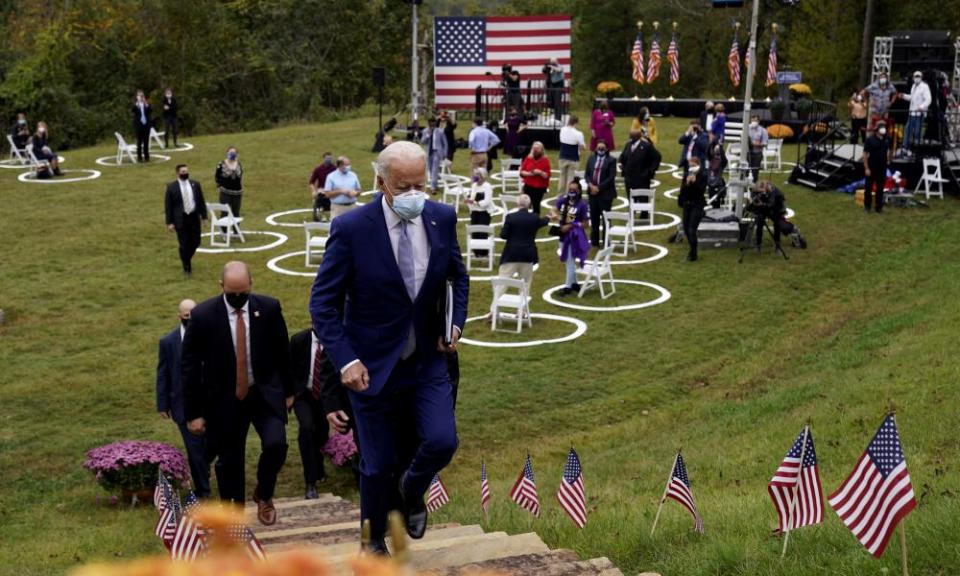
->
256, 520, 358, 541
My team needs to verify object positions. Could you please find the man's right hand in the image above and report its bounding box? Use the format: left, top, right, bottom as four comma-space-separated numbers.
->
187, 418, 206, 436
341, 362, 370, 392
167, 224, 175, 232
864, 168, 871, 178
326, 410, 350, 434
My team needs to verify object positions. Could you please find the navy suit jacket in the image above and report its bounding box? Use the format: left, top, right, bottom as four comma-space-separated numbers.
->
156, 326, 186, 423
309, 195, 469, 396
677, 131, 709, 168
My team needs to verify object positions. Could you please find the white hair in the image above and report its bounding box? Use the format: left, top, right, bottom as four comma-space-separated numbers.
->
376, 140, 427, 181
517, 194, 532, 209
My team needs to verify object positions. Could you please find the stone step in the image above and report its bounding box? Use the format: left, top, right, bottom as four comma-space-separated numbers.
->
319, 525, 493, 562
407, 531, 550, 570
243, 494, 344, 511
248, 499, 360, 534
436, 552, 625, 576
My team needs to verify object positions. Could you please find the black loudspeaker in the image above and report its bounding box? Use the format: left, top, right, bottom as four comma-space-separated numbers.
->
373, 67, 386, 87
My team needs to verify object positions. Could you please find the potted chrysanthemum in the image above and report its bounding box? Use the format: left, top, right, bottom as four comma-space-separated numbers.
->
84, 440, 189, 505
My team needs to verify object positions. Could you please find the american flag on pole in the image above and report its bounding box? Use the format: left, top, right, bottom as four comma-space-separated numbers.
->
630, 31, 645, 85
510, 454, 540, 517
480, 460, 492, 516
646, 32, 662, 84
556, 448, 587, 529
666, 453, 704, 533
154, 474, 181, 546
828, 414, 916, 558
153, 471, 164, 510
170, 492, 206, 562
427, 474, 451, 513
225, 523, 266, 561
434, 15, 572, 109
768, 426, 824, 533
765, 36, 778, 87
727, 34, 741, 88
667, 32, 680, 85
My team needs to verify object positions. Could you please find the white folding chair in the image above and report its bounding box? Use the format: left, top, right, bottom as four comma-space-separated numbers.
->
914, 157, 948, 200
499, 158, 522, 195
6, 135, 28, 165
499, 194, 520, 225
303, 221, 331, 266
206, 202, 245, 247
578, 246, 617, 299
149, 126, 166, 149
26, 146, 50, 178
440, 158, 454, 178
725, 142, 742, 164
371, 161, 379, 183
724, 121, 743, 146
440, 175, 463, 211
603, 211, 635, 256
629, 188, 656, 227
115, 132, 138, 164
489, 277, 531, 333
763, 138, 783, 170
465, 224, 495, 271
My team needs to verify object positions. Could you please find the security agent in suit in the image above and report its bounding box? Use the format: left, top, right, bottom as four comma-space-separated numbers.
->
310, 141, 469, 555
678, 121, 709, 178
165, 163, 208, 277
132, 90, 153, 162
289, 328, 329, 499
156, 299, 211, 497
182, 261, 294, 526
584, 142, 618, 247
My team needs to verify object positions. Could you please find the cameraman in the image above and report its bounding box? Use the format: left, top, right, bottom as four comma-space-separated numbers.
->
501, 64, 522, 113
543, 58, 565, 120
678, 157, 707, 262
749, 181, 785, 251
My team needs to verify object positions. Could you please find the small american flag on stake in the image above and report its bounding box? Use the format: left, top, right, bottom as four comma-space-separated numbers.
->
226, 523, 266, 561
427, 474, 450, 513
652, 452, 703, 535
556, 448, 586, 529
170, 491, 206, 562
154, 474, 181, 547
828, 413, 916, 558
510, 454, 540, 517
768, 425, 823, 535
480, 460, 491, 516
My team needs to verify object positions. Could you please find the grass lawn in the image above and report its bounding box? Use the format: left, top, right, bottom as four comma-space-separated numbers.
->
1, 113, 958, 575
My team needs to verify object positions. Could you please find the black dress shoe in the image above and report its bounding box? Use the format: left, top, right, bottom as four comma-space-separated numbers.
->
398, 474, 428, 540
364, 539, 390, 557
304, 483, 319, 500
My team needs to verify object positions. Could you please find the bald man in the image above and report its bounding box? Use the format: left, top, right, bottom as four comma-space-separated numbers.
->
182, 262, 293, 525
157, 299, 211, 497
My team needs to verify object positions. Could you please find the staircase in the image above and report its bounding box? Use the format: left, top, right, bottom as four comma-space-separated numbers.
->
943, 147, 960, 194
245, 495, 624, 575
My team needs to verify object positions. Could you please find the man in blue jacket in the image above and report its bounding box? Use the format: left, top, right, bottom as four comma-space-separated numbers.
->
310, 141, 469, 555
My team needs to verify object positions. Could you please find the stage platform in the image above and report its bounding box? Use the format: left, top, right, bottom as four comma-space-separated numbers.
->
604, 98, 770, 119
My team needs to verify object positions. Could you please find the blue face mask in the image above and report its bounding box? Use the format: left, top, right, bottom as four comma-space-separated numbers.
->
227, 151, 238, 161
392, 191, 427, 220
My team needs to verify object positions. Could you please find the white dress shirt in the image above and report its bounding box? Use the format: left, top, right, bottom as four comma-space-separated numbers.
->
308, 332, 321, 391
180, 325, 186, 341
179, 179, 196, 214
903, 81, 932, 113
382, 195, 430, 297
224, 295, 254, 385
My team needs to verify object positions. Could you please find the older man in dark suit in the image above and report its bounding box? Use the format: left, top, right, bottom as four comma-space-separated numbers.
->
156, 298, 211, 497
182, 261, 294, 525
496, 193, 549, 303
584, 141, 618, 247
165, 163, 208, 277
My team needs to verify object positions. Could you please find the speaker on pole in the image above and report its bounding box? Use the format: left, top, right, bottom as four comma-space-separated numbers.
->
372, 67, 386, 87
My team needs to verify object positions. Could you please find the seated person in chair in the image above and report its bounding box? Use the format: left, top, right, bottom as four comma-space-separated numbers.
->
29, 122, 61, 176
11, 113, 30, 150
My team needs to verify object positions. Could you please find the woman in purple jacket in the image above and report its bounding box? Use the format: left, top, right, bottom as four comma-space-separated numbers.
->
551, 179, 591, 296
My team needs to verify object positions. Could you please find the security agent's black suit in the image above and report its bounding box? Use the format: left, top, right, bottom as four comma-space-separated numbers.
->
182, 293, 293, 504
584, 151, 618, 246
619, 136, 662, 192
131, 101, 153, 161
499, 209, 549, 266
677, 170, 707, 260
289, 329, 329, 486
165, 179, 208, 274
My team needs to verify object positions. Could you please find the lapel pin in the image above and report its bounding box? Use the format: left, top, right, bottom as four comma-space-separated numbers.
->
254, 310, 260, 318
431, 220, 437, 226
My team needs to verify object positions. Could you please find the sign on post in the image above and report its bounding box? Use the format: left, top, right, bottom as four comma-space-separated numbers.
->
777, 71, 802, 85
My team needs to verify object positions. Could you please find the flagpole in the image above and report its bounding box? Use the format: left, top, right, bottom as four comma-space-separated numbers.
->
650, 450, 679, 537
899, 518, 909, 576
781, 424, 810, 559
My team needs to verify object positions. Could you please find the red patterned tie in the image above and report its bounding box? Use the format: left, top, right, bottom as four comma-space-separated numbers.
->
310, 343, 324, 401
235, 310, 248, 400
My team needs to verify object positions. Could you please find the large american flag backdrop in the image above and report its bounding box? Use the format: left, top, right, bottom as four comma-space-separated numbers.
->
433, 15, 572, 109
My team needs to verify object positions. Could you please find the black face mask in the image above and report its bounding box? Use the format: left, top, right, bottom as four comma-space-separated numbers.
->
180, 317, 190, 328
224, 292, 249, 309
178, 173, 189, 181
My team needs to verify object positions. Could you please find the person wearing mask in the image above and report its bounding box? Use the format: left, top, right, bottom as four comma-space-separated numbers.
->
678, 120, 708, 178
10, 113, 29, 150
620, 129, 662, 195
862, 73, 897, 132
746, 115, 768, 183
156, 299, 211, 498
544, 58, 565, 120
519, 141, 551, 215
182, 262, 294, 525
465, 167, 495, 258
590, 100, 616, 151
309, 152, 337, 221
421, 118, 447, 193
629, 106, 658, 144
467, 117, 500, 172
289, 328, 329, 499
503, 107, 526, 157
699, 101, 715, 132
709, 103, 727, 143
898, 70, 932, 154
215, 147, 244, 219
131, 90, 153, 162
165, 163, 208, 277
324, 156, 362, 219
558, 115, 586, 195
497, 193, 549, 303
848, 91, 868, 145
550, 179, 590, 296
439, 110, 457, 163
29, 122, 61, 175
585, 141, 617, 247
677, 157, 707, 262
862, 121, 891, 214
161, 88, 179, 148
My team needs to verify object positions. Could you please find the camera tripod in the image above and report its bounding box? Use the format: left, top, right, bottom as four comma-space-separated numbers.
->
738, 214, 789, 263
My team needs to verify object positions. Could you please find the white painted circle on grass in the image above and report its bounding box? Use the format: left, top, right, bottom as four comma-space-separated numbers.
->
95, 154, 170, 166
17, 169, 102, 184
657, 162, 679, 174
593, 242, 669, 266
663, 187, 680, 200
468, 263, 540, 282
196, 230, 288, 253
459, 312, 587, 348
0, 155, 65, 169
265, 208, 315, 228
162, 142, 194, 152
631, 211, 682, 231
542, 280, 671, 312
266, 250, 318, 277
